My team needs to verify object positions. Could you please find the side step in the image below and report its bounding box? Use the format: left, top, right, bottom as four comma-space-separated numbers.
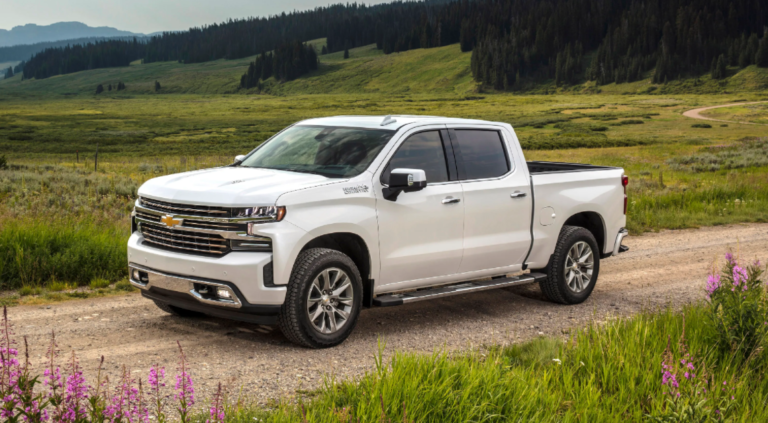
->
372, 272, 548, 307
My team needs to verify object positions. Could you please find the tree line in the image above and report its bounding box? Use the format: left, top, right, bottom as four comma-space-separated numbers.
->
239, 42, 319, 89
18, 0, 768, 89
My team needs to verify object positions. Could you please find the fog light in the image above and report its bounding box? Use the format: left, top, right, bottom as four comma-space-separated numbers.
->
216, 288, 232, 299
131, 269, 140, 280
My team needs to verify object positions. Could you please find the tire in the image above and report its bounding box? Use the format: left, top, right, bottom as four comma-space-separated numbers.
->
539, 225, 601, 305
153, 301, 205, 318
278, 248, 363, 348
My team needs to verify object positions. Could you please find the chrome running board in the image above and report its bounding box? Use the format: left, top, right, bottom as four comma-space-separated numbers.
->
372, 272, 547, 307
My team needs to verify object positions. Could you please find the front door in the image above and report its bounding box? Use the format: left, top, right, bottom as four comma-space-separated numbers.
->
374, 128, 464, 290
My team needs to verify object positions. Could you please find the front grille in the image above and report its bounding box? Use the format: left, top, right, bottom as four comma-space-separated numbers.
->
139, 197, 234, 218
182, 219, 248, 231
140, 223, 230, 256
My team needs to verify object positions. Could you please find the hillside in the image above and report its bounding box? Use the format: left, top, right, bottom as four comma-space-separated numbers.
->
4, 39, 768, 98
0, 41, 477, 97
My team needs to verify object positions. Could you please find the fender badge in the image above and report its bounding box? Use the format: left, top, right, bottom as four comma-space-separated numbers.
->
343, 185, 370, 195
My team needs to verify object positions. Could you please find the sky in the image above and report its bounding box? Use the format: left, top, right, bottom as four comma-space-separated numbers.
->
1, 0, 392, 34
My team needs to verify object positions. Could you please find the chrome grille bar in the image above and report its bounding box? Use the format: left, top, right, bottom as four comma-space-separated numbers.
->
140, 198, 230, 216
142, 226, 227, 248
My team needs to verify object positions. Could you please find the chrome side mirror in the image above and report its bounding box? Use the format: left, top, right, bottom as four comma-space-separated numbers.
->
383, 168, 427, 201
234, 155, 246, 164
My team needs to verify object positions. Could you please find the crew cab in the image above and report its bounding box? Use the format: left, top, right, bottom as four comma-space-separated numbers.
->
128, 115, 628, 348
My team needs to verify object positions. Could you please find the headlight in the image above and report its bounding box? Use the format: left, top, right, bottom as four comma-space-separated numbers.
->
239, 206, 286, 235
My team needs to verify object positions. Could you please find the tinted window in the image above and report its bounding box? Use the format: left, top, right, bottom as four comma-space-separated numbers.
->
381, 131, 450, 185
454, 130, 510, 180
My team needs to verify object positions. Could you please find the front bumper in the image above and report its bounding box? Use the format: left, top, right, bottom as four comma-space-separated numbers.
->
128, 232, 286, 310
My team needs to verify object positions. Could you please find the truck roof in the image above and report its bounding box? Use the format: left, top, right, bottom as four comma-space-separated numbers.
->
297, 115, 499, 130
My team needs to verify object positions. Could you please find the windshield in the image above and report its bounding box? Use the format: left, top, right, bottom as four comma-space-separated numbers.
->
239, 125, 394, 178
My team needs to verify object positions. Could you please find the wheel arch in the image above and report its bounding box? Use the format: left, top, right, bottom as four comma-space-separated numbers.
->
298, 232, 374, 308
562, 211, 607, 254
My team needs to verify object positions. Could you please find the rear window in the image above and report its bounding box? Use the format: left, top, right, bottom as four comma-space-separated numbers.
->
454, 130, 510, 180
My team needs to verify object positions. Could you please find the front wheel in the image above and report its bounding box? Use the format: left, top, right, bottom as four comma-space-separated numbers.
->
278, 248, 363, 348
539, 225, 600, 305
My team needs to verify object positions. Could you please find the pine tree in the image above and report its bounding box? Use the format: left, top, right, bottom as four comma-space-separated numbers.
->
95, 84, 104, 94
154, 81, 161, 92
321, 45, 328, 55
108, 84, 112, 91
343, 48, 349, 59
756, 31, 768, 68
3, 67, 12, 79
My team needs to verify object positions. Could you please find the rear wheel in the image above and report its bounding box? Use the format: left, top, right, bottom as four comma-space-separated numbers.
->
278, 248, 363, 348
539, 225, 600, 304
153, 301, 205, 317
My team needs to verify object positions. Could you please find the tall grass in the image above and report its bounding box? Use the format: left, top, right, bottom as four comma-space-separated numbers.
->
0, 218, 127, 289
219, 305, 766, 422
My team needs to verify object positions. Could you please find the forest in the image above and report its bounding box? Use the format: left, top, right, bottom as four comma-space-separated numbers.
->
18, 0, 768, 89
239, 42, 319, 89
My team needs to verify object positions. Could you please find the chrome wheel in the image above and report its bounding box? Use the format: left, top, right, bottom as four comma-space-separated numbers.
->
306, 267, 354, 334
564, 241, 594, 293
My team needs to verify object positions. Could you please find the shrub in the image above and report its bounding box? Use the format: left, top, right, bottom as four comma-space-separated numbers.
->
705, 253, 768, 361
115, 280, 135, 291
618, 119, 644, 125
692, 123, 713, 128
89, 278, 111, 289
0, 155, 6, 169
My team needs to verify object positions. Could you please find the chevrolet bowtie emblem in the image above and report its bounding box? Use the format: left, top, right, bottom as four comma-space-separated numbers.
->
161, 215, 182, 228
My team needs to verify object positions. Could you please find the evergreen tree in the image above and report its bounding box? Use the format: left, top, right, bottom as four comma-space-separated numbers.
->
3, 67, 12, 79
96, 84, 104, 94
343, 48, 349, 59
108, 84, 112, 91
321, 45, 328, 55
711, 54, 727, 79
154, 81, 161, 92
756, 31, 768, 68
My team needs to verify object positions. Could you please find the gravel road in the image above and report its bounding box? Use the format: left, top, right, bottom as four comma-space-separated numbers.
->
682, 101, 768, 125
8, 223, 768, 403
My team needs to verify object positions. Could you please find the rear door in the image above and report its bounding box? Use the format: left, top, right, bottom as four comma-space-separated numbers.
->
374, 127, 465, 290
445, 126, 533, 274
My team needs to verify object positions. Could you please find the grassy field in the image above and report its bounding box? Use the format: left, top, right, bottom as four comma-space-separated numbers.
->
2, 42, 768, 289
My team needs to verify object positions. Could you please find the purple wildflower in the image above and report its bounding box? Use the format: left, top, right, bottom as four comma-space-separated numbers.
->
175, 342, 195, 423
705, 273, 721, 298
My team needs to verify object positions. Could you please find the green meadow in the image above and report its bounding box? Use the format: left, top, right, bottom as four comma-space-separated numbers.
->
2, 41, 768, 290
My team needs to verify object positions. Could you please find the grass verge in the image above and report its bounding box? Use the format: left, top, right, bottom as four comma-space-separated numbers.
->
217, 304, 765, 422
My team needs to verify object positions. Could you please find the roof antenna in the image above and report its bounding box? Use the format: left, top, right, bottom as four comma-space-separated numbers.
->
380, 115, 397, 126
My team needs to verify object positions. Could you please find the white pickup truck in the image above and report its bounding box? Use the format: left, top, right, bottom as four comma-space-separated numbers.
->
128, 115, 628, 348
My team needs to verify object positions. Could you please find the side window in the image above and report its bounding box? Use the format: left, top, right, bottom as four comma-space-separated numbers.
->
381, 131, 450, 185
453, 130, 510, 180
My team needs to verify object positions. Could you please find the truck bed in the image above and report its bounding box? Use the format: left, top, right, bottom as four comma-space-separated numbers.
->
527, 161, 616, 174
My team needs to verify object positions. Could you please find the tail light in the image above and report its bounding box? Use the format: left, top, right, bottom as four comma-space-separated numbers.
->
622, 175, 628, 215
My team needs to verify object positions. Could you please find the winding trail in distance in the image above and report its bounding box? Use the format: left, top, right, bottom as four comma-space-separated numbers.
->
683, 101, 768, 125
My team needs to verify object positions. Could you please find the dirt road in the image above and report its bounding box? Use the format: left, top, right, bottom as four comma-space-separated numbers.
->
683, 101, 768, 125
8, 223, 768, 403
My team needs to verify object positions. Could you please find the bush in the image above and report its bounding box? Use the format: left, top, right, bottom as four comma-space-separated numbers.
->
89, 278, 111, 289
0, 219, 127, 289
0, 155, 6, 169
618, 119, 644, 125
705, 253, 768, 361
692, 123, 713, 128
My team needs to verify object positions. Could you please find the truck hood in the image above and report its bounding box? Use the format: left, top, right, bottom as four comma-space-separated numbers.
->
138, 167, 341, 206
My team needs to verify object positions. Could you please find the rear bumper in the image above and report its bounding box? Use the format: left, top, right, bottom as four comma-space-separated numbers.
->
128, 232, 286, 307
612, 228, 629, 256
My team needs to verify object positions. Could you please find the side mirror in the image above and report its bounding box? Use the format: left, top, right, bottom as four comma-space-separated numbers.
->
234, 155, 246, 164
383, 168, 427, 201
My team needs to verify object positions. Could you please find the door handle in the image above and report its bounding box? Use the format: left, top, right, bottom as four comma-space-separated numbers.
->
442, 197, 461, 204
510, 191, 527, 198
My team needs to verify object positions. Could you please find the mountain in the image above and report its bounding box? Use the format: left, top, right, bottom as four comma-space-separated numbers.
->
0, 22, 144, 48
